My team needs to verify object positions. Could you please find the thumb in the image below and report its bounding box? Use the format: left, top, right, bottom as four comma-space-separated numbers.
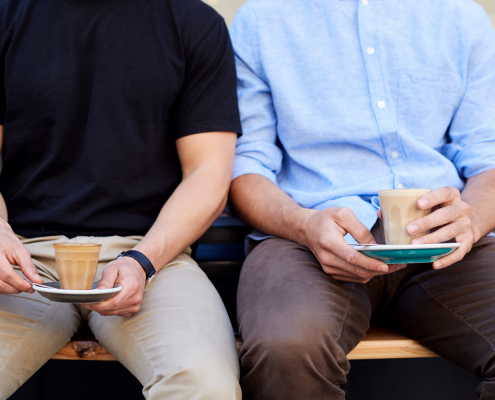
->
97, 264, 119, 290
18, 250, 43, 284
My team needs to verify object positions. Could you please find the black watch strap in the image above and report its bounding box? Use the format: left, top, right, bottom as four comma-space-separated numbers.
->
117, 250, 156, 280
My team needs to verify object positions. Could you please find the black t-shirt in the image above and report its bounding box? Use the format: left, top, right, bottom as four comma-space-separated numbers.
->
0, 0, 241, 238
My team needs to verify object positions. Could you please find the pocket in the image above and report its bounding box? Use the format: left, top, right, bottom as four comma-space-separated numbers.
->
397, 68, 464, 147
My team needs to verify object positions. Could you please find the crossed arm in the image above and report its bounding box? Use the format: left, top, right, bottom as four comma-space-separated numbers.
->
0, 125, 237, 317
229, 169, 495, 283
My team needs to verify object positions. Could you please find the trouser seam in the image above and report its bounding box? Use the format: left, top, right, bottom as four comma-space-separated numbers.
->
414, 279, 495, 353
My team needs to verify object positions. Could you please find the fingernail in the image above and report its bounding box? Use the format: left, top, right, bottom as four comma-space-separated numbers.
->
379, 265, 389, 273
399, 264, 408, 270
411, 239, 424, 245
434, 262, 442, 269
97, 286, 108, 290
407, 224, 419, 235
418, 199, 428, 209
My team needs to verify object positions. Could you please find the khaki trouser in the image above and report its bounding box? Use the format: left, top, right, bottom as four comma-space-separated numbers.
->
0, 235, 241, 399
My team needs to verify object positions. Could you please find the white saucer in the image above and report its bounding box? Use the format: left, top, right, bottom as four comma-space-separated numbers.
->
33, 282, 122, 304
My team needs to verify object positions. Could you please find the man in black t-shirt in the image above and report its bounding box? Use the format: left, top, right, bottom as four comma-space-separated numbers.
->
0, 0, 241, 398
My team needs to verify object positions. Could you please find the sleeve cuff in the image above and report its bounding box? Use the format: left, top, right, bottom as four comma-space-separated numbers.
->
175, 121, 242, 139
232, 155, 278, 184
454, 140, 495, 179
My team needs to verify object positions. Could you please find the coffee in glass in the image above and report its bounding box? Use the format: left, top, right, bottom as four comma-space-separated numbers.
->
53, 244, 102, 290
378, 188, 432, 245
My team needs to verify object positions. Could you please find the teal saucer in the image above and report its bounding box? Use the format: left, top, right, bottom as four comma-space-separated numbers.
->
353, 243, 461, 264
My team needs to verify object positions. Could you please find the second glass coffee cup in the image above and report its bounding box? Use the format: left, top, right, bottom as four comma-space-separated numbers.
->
378, 188, 432, 245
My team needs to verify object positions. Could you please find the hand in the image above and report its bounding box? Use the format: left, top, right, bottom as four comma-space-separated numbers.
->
82, 256, 147, 317
300, 208, 402, 283
406, 187, 473, 269
0, 219, 43, 294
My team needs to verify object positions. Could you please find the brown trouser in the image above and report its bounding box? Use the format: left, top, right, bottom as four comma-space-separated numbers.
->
237, 225, 495, 400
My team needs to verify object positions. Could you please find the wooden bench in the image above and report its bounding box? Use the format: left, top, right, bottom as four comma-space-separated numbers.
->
50, 215, 438, 362
51, 326, 438, 361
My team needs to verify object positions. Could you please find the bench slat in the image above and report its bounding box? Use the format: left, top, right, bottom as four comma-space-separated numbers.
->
52, 340, 116, 361
347, 327, 438, 360
51, 327, 437, 361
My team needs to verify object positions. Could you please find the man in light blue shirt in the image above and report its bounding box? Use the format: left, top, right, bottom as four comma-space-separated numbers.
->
229, 0, 495, 398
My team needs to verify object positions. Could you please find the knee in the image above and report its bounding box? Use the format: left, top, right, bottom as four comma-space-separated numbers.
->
249, 318, 349, 378
183, 354, 240, 400
148, 348, 240, 400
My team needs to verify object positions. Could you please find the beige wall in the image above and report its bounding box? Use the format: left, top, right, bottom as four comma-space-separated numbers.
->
476, 0, 495, 26
202, 0, 247, 27
204, 0, 495, 28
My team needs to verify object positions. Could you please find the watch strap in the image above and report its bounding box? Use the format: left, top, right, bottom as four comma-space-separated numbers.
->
117, 250, 156, 280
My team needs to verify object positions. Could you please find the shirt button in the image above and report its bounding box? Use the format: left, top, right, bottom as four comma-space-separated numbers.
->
397, 183, 404, 189
378, 101, 386, 109
391, 151, 399, 159
362, 0, 369, 5
367, 47, 375, 55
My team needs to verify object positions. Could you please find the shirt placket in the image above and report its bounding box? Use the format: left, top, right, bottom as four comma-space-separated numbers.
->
357, 0, 411, 190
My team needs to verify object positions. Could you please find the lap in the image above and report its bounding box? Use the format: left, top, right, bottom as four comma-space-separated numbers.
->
238, 237, 372, 355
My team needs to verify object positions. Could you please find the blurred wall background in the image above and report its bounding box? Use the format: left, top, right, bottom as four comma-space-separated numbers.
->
477, 0, 495, 26
204, 0, 495, 29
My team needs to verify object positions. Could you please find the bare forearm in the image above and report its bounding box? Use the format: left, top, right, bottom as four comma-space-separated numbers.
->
134, 166, 229, 271
462, 168, 495, 242
229, 174, 315, 246
0, 194, 7, 222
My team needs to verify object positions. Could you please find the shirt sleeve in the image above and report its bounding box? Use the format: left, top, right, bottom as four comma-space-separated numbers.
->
446, 9, 495, 179
173, 19, 242, 138
230, 6, 283, 184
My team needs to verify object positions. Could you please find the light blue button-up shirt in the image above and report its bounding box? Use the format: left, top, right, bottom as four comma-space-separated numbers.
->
230, 0, 495, 241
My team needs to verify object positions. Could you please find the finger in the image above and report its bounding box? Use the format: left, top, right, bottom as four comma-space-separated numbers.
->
88, 301, 140, 317
377, 209, 382, 219
416, 187, 459, 210
321, 258, 381, 281
333, 208, 377, 245
408, 205, 464, 236
322, 263, 378, 282
17, 247, 43, 284
319, 247, 389, 279
0, 281, 22, 294
330, 274, 372, 283
322, 232, 388, 273
97, 263, 119, 290
0, 258, 34, 293
92, 278, 138, 313
106, 304, 141, 317
323, 259, 404, 279
80, 303, 94, 311
432, 235, 472, 270
411, 220, 468, 245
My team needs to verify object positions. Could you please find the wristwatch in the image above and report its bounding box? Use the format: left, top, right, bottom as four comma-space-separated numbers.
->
117, 250, 157, 290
